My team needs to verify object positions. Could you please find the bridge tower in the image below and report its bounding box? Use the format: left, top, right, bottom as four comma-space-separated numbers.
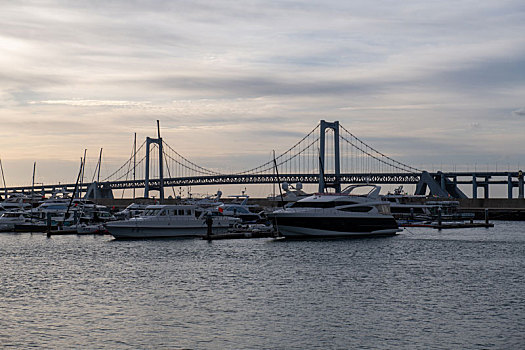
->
144, 122, 164, 200
318, 120, 341, 193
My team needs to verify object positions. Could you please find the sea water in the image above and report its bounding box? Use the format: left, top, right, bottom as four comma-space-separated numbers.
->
1, 222, 524, 349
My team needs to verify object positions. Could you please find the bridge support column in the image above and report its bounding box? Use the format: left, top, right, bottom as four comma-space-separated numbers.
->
144, 136, 164, 200
144, 139, 150, 198
472, 175, 477, 199
318, 120, 341, 193
440, 172, 446, 191
85, 182, 114, 199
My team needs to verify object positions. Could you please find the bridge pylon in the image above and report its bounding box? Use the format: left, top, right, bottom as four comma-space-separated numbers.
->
319, 120, 341, 193
144, 136, 164, 200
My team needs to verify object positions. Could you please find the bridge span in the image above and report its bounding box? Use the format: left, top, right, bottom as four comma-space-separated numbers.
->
0, 120, 523, 199
1, 171, 523, 200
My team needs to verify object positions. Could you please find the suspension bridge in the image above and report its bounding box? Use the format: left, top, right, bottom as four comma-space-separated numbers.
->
1, 120, 524, 200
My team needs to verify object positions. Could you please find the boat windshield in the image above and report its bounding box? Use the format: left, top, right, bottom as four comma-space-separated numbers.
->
2, 212, 24, 218
376, 204, 391, 215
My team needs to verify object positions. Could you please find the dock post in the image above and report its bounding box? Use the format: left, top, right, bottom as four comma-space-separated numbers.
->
437, 207, 442, 227
410, 207, 414, 221
519, 170, 524, 199
485, 208, 489, 226
46, 213, 52, 237
508, 174, 513, 199
205, 215, 213, 240
74, 210, 79, 225
472, 175, 477, 199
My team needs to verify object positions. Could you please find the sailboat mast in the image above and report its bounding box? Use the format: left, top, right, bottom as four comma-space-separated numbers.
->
0, 158, 7, 198
133, 133, 136, 199
79, 149, 87, 198
273, 150, 285, 207
97, 148, 103, 183
31, 161, 36, 221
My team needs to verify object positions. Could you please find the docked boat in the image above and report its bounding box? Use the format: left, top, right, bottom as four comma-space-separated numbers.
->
114, 203, 148, 220
269, 184, 400, 238
0, 194, 32, 214
382, 186, 474, 223
217, 192, 266, 223
76, 223, 108, 235
0, 210, 33, 232
105, 204, 240, 239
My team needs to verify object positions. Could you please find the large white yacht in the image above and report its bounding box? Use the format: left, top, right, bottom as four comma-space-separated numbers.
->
269, 185, 400, 238
105, 204, 240, 239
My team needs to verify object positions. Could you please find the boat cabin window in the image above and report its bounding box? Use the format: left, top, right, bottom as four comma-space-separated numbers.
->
225, 206, 250, 214
338, 206, 373, 213
178, 209, 185, 216
391, 207, 425, 214
45, 205, 68, 210
144, 209, 162, 216
290, 201, 336, 208
186, 209, 192, 216
334, 201, 358, 207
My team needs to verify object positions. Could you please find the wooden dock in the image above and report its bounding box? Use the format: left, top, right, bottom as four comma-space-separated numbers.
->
401, 222, 494, 229
203, 231, 276, 240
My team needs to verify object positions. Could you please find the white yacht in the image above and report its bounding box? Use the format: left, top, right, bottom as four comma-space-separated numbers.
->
105, 204, 240, 239
382, 186, 474, 223
0, 194, 32, 213
114, 203, 148, 220
269, 185, 400, 238
0, 210, 33, 232
217, 194, 265, 223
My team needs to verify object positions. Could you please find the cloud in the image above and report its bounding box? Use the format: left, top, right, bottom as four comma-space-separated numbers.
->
31, 100, 151, 107
512, 108, 525, 117
0, 0, 524, 192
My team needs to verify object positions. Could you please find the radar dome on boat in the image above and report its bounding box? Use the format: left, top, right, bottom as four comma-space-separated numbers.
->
295, 182, 303, 190
282, 182, 289, 191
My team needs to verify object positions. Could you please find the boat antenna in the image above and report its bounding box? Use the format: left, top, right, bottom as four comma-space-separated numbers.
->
0, 158, 7, 198
273, 150, 285, 207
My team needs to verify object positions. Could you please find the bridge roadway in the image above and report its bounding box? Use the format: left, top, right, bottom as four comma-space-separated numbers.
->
1, 171, 523, 198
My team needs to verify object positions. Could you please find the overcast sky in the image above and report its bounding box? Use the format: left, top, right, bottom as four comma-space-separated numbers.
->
0, 0, 524, 193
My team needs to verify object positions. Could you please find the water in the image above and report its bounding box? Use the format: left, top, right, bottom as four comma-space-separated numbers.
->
1, 222, 524, 349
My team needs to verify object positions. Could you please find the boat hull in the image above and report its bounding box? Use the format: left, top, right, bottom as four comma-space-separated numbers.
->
273, 216, 400, 238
